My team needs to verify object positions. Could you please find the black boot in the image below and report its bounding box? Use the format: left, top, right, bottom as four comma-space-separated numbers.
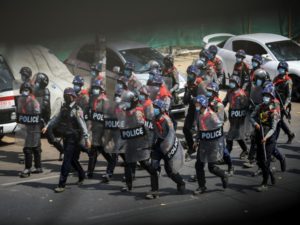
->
286, 133, 295, 144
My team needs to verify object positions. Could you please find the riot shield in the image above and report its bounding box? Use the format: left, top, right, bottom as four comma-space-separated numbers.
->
15, 95, 42, 148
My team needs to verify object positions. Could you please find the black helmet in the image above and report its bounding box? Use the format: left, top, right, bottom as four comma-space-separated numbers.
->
35, 72, 49, 88
277, 61, 289, 72
253, 68, 268, 80
208, 45, 218, 57
20, 67, 32, 80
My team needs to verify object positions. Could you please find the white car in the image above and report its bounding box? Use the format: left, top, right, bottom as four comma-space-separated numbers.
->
203, 33, 300, 101
0, 45, 74, 139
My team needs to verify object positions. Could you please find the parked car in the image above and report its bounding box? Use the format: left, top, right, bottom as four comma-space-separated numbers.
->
0, 45, 74, 139
203, 33, 300, 101
64, 40, 187, 114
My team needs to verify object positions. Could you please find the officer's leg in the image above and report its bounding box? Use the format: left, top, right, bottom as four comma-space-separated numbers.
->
71, 145, 85, 183
164, 159, 185, 194
183, 105, 195, 155
87, 145, 98, 178
20, 147, 33, 177
122, 161, 135, 191
272, 145, 286, 172
226, 139, 233, 153
32, 145, 43, 173
195, 152, 207, 194
237, 139, 248, 159
99, 147, 118, 181
58, 140, 76, 188
208, 162, 228, 189
280, 119, 295, 143
145, 155, 160, 199
223, 146, 233, 174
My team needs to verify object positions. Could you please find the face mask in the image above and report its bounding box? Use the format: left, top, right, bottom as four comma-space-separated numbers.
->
22, 90, 30, 96
263, 96, 271, 105
92, 89, 100, 95
154, 108, 160, 116
256, 79, 263, 87
139, 95, 146, 102
206, 91, 213, 97
195, 106, 201, 112
252, 61, 259, 68
115, 96, 121, 103
236, 57, 243, 63
229, 82, 236, 89
73, 85, 81, 93
278, 68, 286, 75
187, 74, 195, 82
149, 74, 154, 81
91, 70, 97, 77
124, 69, 132, 78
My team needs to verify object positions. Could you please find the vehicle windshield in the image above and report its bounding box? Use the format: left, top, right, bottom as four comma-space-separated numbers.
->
119, 48, 164, 73
0, 56, 14, 92
266, 40, 300, 61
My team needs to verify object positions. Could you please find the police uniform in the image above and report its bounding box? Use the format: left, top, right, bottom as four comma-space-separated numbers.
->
87, 93, 118, 179
194, 106, 228, 193
17, 92, 42, 177
233, 61, 251, 93
47, 101, 89, 189
250, 95, 281, 191
223, 80, 249, 158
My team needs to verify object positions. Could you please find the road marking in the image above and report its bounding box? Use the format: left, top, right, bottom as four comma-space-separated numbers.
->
1, 175, 59, 187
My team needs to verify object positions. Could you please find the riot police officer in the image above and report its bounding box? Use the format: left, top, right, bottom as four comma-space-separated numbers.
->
86, 79, 118, 182
233, 49, 251, 93
18, 82, 42, 177
118, 90, 152, 192
183, 65, 206, 159
193, 95, 228, 194
42, 88, 91, 193
250, 84, 280, 192
73, 75, 89, 111
145, 99, 185, 199
194, 55, 218, 85
223, 75, 249, 159
122, 61, 142, 92
33, 72, 51, 125
250, 54, 263, 82
207, 45, 224, 85
273, 61, 295, 144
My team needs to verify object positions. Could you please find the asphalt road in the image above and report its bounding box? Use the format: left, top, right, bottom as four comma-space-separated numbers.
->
0, 95, 300, 225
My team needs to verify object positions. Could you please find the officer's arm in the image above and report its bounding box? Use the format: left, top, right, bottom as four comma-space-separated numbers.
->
250, 105, 259, 127
75, 108, 89, 140
170, 70, 179, 92
43, 88, 51, 122
284, 79, 293, 108
265, 110, 280, 139
183, 85, 191, 105
222, 93, 229, 108
217, 103, 225, 123
163, 96, 171, 111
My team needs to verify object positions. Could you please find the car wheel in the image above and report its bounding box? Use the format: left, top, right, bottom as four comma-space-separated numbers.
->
290, 74, 300, 102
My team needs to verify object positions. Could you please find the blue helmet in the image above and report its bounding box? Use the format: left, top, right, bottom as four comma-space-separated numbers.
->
64, 87, 77, 97
277, 61, 289, 72
235, 49, 246, 58
194, 95, 208, 108
151, 71, 164, 85
252, 54, 263, 65
229, 74, 241, 87
186, 65, 198, 75
92, 79, 105, 90
208, 45, 218, 56
206, 82, 219, 94
262, 83, 276, 98
72, 75, 85, 86
199, 49, 212, 61
153, 99, 167, 112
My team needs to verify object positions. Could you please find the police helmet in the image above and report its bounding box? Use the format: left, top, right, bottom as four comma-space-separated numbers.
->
235, 49, 246, 59
72, 75, 85, 86
35, 72, 49, 88
229, 74, 241, 87
206, 82, 219, 94
63, 87, 77, 97
253, 68, 268, 81
20, 67, 32, 79
262, 83, 276, 98
194, 95, 209, 108
277, 61, 289, 72
208, 45, 218, 56
153, 99, 167, 112
186, 65, 198, 75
